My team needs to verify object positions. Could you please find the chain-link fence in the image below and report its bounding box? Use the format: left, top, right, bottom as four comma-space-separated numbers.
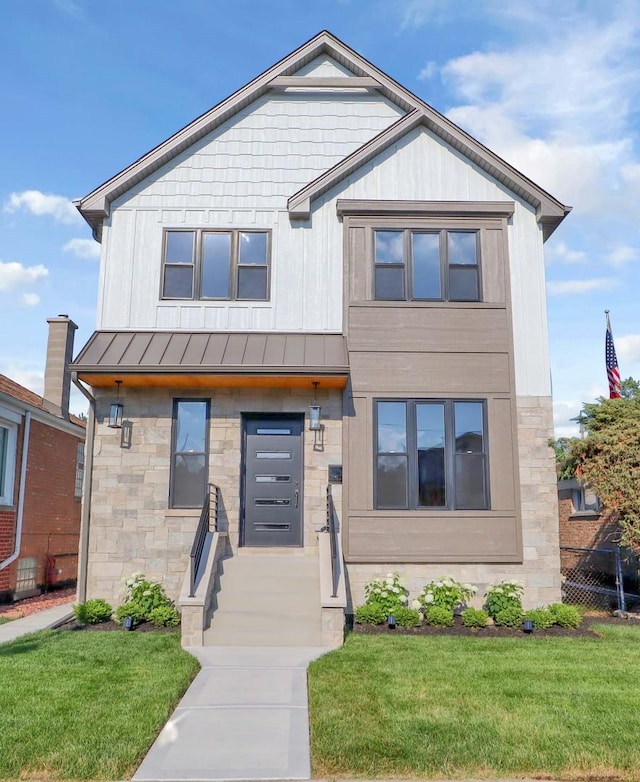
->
560, 545, 640, 612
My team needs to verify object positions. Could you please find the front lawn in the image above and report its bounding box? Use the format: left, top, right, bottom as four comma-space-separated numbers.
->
309, 624, 640, 780
0, 630, 199, 780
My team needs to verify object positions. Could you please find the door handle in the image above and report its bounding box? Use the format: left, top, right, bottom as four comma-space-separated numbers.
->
294, 489, 299, 508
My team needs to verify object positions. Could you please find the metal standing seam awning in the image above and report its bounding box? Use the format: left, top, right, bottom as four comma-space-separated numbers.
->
70, 331, 350, 389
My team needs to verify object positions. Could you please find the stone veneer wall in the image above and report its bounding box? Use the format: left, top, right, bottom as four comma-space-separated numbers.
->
345, 396, 562, 611
86, 385, 343, 606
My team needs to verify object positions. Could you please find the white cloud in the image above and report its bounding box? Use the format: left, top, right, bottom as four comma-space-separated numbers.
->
418, 61, 437, 81
0, 364, 44, 395
21, 293, 41, 307
605, 246, 639, 268
617, 334, 640, 365
545, 241, 587, 265
0, 261, 49, 292
63, 238, 101, 260
547, 278, 618, 296
4, 190, 81, 225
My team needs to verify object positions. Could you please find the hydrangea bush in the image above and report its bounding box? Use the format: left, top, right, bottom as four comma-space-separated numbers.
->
417, 577, 477, 613
484, 579, 524, 619
115, 572, 180, 627
363, 572, 409, 616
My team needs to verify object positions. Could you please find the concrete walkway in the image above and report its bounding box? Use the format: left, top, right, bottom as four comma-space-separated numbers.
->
0, 603, 72, 644
133, 645, 329, 781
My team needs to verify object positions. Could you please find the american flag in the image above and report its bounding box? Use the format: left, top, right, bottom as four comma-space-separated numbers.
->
605, 311, 621, 399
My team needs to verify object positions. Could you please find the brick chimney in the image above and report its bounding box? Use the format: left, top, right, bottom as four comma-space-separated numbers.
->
43, 315, 77, 419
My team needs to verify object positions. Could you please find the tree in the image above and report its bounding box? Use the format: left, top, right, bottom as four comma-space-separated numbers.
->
568, 380, 640, 555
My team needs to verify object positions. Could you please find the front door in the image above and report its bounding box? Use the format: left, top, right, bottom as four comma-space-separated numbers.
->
242, 415, 304, 547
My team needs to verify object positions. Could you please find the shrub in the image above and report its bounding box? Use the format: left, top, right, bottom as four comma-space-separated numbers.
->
392, 607, 422, 628
363, 573, 409, 615
355, 603, 387, 625
484, 580, 524, 619
524, 607, 555, 629
417, 577, 477, 613
148, 605, 180, 628
73, 599, 112, 625
461, 607, 489, 628
548, 603, 582, 628
425, 606, 454, 627
494, 605, 524, 628
114, 601, 147, 626
122, 573, 172, 615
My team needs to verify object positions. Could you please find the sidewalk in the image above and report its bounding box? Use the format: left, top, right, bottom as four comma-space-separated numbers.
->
0, 603, 72, 644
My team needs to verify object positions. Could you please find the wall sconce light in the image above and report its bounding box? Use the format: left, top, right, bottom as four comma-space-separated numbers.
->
108, 380, 124, 429
309, 381, 321, 431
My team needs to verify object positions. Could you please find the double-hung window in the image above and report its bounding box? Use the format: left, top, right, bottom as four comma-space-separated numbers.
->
170, 399, 210, 509
162, 229, 270, 301
0, 420, 17, 506
374, 229, 480, 301
375, 400, 489, 510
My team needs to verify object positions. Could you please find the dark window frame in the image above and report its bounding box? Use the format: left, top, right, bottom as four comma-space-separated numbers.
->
169, 398, 210, 510
373, 228, 481, 302
161, 228, 272, 302
374, 398, 490, 511
74, 442, 85, 499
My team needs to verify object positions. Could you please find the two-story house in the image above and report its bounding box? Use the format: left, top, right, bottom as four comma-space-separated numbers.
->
71, 31, 570, 646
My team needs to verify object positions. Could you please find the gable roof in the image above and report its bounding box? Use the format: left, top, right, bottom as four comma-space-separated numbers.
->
76, 31, 570, 241
0, 374, 86, 429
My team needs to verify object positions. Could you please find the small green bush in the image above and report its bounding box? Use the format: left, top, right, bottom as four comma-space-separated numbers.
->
355, 603, 387, 625
114, 601, 147, 626
494, 605, 523, 628
548, 603, 582, 628
425, 606, 454, 627
461, 607, 489, 628
392, 607, 421, 628
524, 607, 555, 629
484, 580, 524, 619
73, 599, 112, 625
148, 605, 180, 628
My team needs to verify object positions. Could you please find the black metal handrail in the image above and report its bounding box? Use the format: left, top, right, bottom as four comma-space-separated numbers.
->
325, 484, 339, 598
189, 483, 219, 598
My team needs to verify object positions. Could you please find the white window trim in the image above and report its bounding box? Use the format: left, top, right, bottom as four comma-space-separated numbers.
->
0, 418, 18, 506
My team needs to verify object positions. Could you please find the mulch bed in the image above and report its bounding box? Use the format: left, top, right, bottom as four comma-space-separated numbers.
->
0, 588, 76, 618
57, 618, 178, 634
352, 613, 633, 639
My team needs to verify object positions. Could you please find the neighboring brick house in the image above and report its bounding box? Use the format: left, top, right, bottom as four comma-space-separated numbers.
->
0, 317, 86, 601
70, 32, 571, 644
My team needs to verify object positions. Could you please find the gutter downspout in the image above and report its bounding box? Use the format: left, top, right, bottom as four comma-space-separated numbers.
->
72, 372, 95, 602
0, 411, 31, 571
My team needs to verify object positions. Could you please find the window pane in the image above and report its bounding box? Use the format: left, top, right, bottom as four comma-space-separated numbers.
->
412, 233, 441, 299
454, 402, 484, 453
239, 232, 268, 264
375, 266, 404, 299
455, 454, 487, 509
238, 266, 268, 299
202, 233, 231, 298
166, 231, 195, 263
416, 403, 446, 507
376, 454, 408, 508
377, 402, 407, 453
375, 231, 403, 263
175, 401, 207, 453
164, 265, 193, 298
0, 428, 6, 495
448, 232, 477, 265
173, 454, 206, 508
449, 266, 479, 300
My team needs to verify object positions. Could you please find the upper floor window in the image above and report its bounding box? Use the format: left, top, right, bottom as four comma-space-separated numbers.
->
162, 229, 270, 301
375, 399, 489, 511
374, 229, 480, 302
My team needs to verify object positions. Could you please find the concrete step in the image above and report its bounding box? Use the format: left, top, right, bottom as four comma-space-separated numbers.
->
214, 587, 319, 613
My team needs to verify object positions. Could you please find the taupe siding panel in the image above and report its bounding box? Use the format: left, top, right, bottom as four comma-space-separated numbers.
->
348, 226, 368, 303
99, 333, 133, 365
162, 334, 190, 365
181, 333, 210, 365
243, 334, 268, 365
482, 228, 507, 303
202, 334, 229, 365
120, 333, 154, 365
349, 307, 509, 353
346, 395, 371, 514
347, 515, 520, 562
488, 397, 517, 511
139, 333, 172, 365
349, 353, 511, 394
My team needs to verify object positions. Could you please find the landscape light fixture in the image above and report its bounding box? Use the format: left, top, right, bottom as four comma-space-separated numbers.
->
523, 619, 534, 634
108, 380, 124, 429
387, 615, 397, 630
309, 381, 321, 431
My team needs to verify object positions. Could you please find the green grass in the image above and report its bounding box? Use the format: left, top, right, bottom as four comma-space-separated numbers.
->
0, 629, 199, 780
0, 616, 13, 624
308, 625, 640, 780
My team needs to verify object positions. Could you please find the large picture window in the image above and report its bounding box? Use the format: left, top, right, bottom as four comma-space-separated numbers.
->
374, 229, 480, 302
162, 229, 270, 301
170, 399, 210, 509
375, 400, 489, 510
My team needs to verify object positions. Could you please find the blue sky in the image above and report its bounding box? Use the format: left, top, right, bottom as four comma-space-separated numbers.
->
1, 0, 639, 433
